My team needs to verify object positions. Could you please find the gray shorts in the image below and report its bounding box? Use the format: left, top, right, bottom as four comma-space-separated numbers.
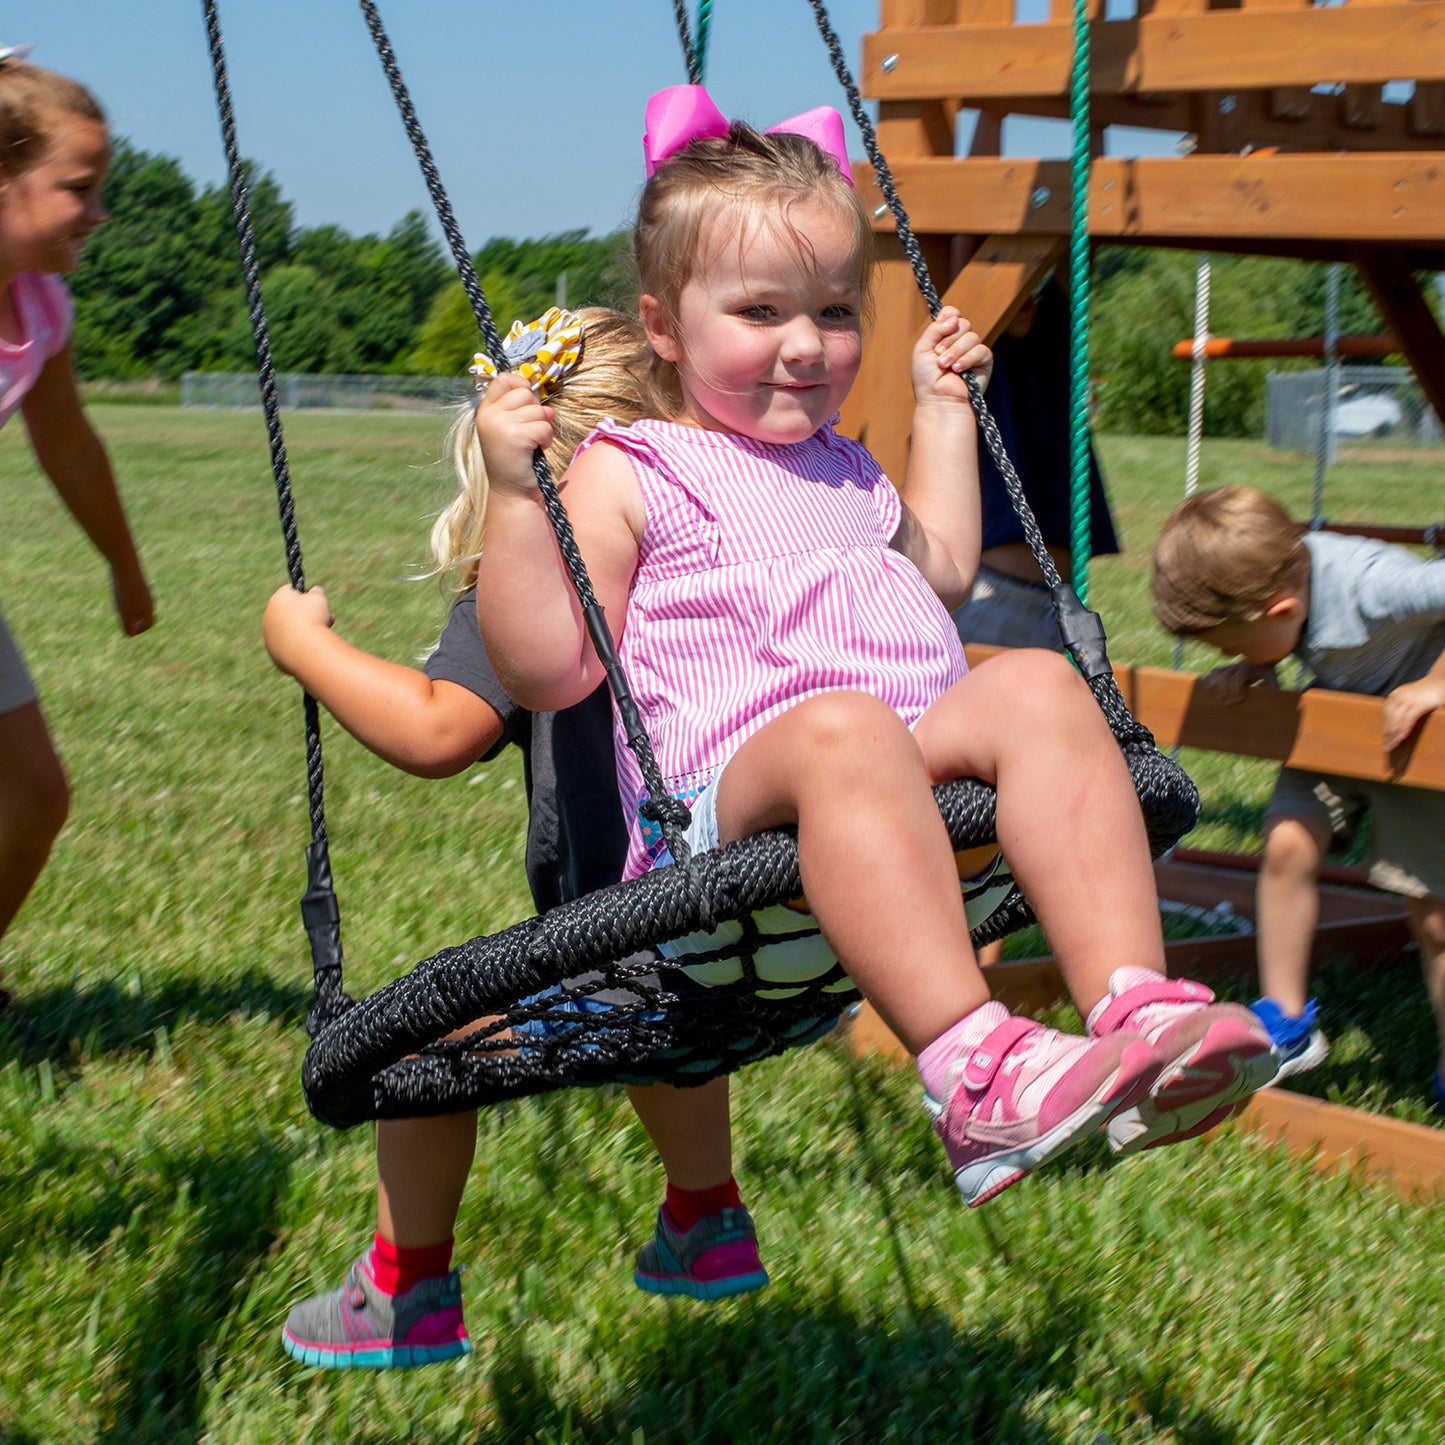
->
951, 566, 1064, 652
1270, 765, 1445, 901
0, 605, 38, 715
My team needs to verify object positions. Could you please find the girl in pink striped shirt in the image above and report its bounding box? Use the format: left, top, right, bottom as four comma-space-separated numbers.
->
0, 54, 152, 993
476, 85, 1277, 1209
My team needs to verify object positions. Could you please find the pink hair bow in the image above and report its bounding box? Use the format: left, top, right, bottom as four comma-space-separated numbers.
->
642, 84, 853, 187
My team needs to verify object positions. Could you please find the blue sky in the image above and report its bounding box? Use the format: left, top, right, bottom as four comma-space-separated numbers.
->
25, 1, 1161, 245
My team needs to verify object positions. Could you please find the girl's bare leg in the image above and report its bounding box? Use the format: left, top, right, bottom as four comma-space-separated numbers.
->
715, 690, 988, 1054
625, 1078, 732, 1189
376, 1113, 478, 1247
911, 649, 1166, 1019
0, 702, 70, 946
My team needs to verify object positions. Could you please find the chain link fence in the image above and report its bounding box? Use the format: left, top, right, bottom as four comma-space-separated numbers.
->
181, 371, 471, 412
1267, 365, 1443, 456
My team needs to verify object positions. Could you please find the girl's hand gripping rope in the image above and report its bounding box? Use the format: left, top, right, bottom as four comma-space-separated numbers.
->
473, 371, 556, 498
914, 307, 992, 412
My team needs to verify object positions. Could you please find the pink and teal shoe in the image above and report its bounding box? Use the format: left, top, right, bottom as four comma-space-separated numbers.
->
926, 1002, 1160, 1207
282, 1255, 471, 1370
634, 1204, 770, 1301
1091, 970, 1279, 1156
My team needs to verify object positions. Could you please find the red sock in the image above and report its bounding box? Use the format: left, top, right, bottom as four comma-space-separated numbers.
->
367, 1232, 454, 1296
664, 1176, 743, 1232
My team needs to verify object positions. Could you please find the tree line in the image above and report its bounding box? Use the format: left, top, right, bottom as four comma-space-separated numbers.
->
72, 140, 1389, 436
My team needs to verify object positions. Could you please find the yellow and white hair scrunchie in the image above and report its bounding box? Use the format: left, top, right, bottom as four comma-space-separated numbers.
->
469, 306, 584, 402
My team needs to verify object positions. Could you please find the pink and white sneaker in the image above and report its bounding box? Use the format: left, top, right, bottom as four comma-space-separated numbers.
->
1089, 969, 1279, 1157
926, 1003, 1160, 1207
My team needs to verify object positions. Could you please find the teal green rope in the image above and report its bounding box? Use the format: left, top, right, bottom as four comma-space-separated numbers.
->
694, 1, 712, 81
1068, 0, 1092, 604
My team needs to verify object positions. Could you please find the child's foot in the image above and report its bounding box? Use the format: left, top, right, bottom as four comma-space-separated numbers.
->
1250, 997, 1330, 1081
1432, 1070, 1445, 1117
634, 1205, 770, 1300
281, 1255, 471, 1369
1091, 970, 1278, 1157
926, 1002, 1159, 1207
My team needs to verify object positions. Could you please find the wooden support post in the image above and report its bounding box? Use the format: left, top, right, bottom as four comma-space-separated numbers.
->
1351, 246, 1445, 427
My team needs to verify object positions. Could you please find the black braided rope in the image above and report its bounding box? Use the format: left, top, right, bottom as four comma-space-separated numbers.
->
200, 0, 350, 1030
671, 0, 704, 85
354, 0, 691, 862
295, 0, 1201, 1127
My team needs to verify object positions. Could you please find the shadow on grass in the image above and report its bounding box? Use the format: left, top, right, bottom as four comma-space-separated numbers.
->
89, 1140, 294, 1445
0, 971, 312, 1071
470, 1291, 1243, 1445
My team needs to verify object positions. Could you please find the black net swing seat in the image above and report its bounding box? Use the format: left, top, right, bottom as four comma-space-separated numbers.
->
201, 0, 1200, 1132
301, 741, 1197, 1129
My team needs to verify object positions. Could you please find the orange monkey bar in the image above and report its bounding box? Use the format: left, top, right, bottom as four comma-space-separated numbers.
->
1171, 335, 1400, 361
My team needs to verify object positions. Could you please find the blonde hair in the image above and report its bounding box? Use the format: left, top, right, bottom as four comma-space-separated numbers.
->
0, 57, 105, 180
1151, 485, 1310, 637
632, 121, 875, 419
429, 306, 648, 593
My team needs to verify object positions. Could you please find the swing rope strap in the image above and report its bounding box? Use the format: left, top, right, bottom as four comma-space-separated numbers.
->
199, 0, 349, 1030
355, 0, 693, 865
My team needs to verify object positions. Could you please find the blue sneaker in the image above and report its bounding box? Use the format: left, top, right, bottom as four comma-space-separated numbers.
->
1431, 1071, 1445, 1116
1250, 997, 1329, 1082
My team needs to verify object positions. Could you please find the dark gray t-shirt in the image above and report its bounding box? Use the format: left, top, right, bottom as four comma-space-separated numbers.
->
424, 593, 627, 912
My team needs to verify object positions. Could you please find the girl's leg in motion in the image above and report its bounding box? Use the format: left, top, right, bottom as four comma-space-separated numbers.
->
627, 1078, 769, 1300
0, 702, 70, 958
713, 689, 1157, 1206
281, 1115, 477, 1369
915, 649, 1276, 1159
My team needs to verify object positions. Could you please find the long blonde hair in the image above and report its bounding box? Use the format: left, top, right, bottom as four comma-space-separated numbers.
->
0, 57, 105, 180
429, 306, 648, 593
632, 120, 875, 420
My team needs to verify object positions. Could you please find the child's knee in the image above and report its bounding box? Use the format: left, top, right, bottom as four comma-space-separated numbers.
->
1409, 897, 1445, 953
1260, 815, 1326, 879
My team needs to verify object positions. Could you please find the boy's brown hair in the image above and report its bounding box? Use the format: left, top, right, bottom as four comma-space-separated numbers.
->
1151, 484, 1310, 637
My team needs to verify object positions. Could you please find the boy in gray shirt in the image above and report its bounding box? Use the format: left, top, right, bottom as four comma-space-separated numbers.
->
1152, 484, 1445, 1098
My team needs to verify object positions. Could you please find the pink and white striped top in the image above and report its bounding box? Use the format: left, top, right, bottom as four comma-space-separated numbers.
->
0, 272, 73, 430
577, 416, 967, 879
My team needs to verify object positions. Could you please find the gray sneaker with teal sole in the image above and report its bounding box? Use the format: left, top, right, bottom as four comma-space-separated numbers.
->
634, 1205, 769, 1301
282, 1255, 471, 1369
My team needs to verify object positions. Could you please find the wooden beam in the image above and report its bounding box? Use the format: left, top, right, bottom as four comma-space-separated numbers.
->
858, 156, 1445, 247
1241, 1089, 1445, 1197
1351, 247, 1445, 427
862, 8, 1445, 102
963, 647, 1445, 790
1087, 156, 1445, 245
939, 234, 1066, 343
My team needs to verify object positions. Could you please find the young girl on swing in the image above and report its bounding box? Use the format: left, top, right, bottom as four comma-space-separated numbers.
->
475, 86, 1279, 1209
273, 309, 771, 1372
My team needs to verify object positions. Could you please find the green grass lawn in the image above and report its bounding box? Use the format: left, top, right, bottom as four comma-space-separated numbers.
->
1, 407, 1442, 1442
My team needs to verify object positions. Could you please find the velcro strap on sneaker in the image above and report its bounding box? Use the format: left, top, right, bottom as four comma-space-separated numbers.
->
1091, 976, 1215, 1036
962, 1016, 1039, 1090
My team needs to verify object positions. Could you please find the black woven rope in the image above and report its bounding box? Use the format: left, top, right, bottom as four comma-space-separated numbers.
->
671, 0, 704, 84
200, 0, 350, 1029
354, 0, 691, 861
